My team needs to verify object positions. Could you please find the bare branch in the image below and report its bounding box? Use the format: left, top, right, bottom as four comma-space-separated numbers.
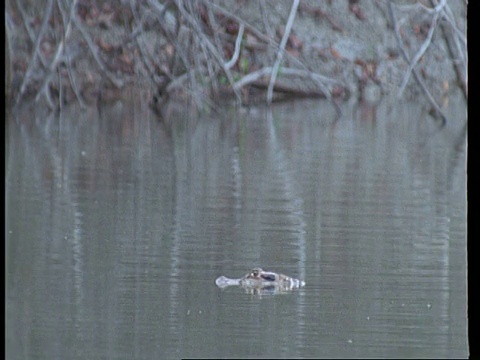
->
435, 1, 467, 99
175, 0, 242, 103
202, 0, 274, 45
388, 2, 448, 125
15, 0, 48, 67
395, 0, 446, 14
15, 0, 54, 106
35, 0, 78, 105
260, 0, 274, 39
267, 0, 299, 104
225, 23, 244, 70
398, 9, 439, 96
65, 51, 87, 108
233, 66, 341, 92
72, 11, 124, 88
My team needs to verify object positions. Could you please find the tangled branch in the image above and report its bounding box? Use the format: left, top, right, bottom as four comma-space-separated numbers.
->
6, 0, 464, 114
388, 1, 449, 125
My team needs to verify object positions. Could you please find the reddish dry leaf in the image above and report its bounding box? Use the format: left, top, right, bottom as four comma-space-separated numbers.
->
286, 48, 301, 57
313, 46, 330, 60
89, 7, 99, 20
386, 48, 399, 60
102, 2, 113, 12
355, 58, 378, 81
365, 62, 376, 77
225, 20, 239, 35
41, 41, 54, 57
276, 26, 286, 40
97, 38, 112, 52
158, 64, 171, 77
331, 85, 345, 97
442, 80, 449, 91
329, 46, 342, 59
97, 12, 114, 28
120, 49, 133, 66
85, 71, 95, 84
354, 58, 366, 66
164, 44, 175, 58
288, 34, 303, 50
349, 4, 366, 20
421, 67, 427, 78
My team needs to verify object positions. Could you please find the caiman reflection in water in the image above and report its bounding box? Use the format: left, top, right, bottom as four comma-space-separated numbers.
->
215, 268, 305, 295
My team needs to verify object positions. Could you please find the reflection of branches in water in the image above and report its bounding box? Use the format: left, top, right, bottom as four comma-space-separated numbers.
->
447, 122, 466, 193
264, 108, 307, 350
265, 110, 306, 280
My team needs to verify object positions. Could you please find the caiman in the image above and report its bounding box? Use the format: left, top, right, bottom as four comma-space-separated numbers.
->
215, 267, 305, 292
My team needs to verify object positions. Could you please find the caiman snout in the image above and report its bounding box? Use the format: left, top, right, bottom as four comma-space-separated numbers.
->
215, 276, 241, 288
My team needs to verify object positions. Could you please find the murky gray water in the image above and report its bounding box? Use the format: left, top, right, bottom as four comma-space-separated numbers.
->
6, 94, 467, 359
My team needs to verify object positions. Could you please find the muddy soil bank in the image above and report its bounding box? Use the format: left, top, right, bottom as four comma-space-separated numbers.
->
5, 0, 467, 114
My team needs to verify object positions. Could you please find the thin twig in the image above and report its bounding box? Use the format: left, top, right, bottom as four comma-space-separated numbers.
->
398, 10, 439, 96
176, 0, 242, 103
260, 0, 274, 39
225, 23, 244, 70
165, 71, 192, 93
442, 4, 467, 48
204, 5, 222, 94
233, 66, 341, 90
202, 0, 327, 96
15, 0, 54, 106
395, 0, 446, 14
146, 1, 190, 81
72, 12, 124, 88
134, 34, 160, 85
35, 0, 77, 104
65, 51, 87, 108
202, 0, 333, 101
199, 36, 219, 95
203, 0, 275, 45
57, 62, 63, 111
147, 0, 177, 33
435, 1, 467, 99
388, 2, 447, 125
206, 4, 223, 59
132, 8, 163, 85
15, 0, 48, 67
233, 66, 342, 114
267, 0, 299, 104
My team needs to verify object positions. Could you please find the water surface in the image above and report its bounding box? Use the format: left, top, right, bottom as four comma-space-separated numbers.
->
6, 94, 467, 359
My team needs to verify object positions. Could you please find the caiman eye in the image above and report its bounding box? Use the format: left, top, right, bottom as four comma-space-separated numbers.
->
260, 273, 276, 281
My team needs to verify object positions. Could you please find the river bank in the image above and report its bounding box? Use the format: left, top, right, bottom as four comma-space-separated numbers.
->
5, 0, 466, 114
